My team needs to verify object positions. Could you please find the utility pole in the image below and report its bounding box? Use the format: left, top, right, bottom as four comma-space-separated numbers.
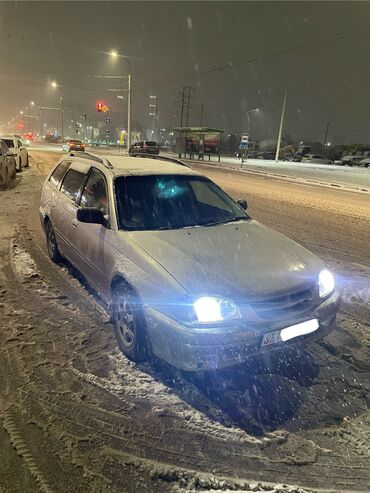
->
60, 96, 64, 142
275, 90, 288, 162
83, 113, 88, 141
127, 70, 132, 150
200, 103, 204, 127
185, 87, 195, 126
39, 108, 43, 139
178, 85, 195, 127
180, 86, 185, 127
323, 122, 330, 147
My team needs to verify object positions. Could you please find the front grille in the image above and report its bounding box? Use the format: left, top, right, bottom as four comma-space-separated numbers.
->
249, 286, 317, 320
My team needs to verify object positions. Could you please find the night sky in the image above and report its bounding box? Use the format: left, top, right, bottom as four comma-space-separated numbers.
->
0, 1, 369, 144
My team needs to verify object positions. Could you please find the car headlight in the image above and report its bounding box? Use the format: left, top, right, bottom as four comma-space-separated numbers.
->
318, 269, 335, 298
193, 296, 241, 323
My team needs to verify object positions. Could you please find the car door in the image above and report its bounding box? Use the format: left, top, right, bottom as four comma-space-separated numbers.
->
0, 143, 7, 186
18, 140, 27, 167
52, 166, 87, 264
75, 167, 111, 295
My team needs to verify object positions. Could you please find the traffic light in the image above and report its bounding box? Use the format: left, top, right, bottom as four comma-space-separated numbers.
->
96, 101, 103, 112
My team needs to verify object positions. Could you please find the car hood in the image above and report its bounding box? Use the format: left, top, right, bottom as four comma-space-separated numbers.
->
128, 220, 323, 299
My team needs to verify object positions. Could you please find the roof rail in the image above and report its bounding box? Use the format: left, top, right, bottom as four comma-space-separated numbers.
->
68, 151, 113, 169
130, 153, 192, 168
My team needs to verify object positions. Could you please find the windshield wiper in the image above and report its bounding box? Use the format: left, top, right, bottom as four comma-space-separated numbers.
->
198, 216, 249, 227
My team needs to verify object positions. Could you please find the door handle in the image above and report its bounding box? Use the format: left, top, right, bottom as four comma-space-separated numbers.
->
72, 221, 77, 228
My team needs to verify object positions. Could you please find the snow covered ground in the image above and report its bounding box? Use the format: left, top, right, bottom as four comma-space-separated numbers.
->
181, 155, 370, 193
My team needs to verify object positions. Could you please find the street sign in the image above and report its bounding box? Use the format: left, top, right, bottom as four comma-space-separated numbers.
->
105, 117, 112, 124
102, 105, 109, 113
105, 130, 110, 138
240, 133, 249, 147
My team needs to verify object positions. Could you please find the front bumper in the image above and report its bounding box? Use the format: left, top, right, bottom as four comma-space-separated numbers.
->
145, 290, 341, 371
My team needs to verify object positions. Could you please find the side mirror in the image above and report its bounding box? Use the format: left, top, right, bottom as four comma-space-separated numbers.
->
77, 207, 106, 225
6, 150, 15, 157
237, 199, 248, 210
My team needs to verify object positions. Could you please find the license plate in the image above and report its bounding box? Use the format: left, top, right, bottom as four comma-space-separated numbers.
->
261, 319, 319, 347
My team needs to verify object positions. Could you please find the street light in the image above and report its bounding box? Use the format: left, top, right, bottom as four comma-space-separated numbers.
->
110, 49, 132, 151
50, 81, 64, 141
242, 107, 259, 164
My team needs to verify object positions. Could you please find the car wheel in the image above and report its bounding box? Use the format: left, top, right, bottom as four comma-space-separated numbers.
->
45, 220, 62, 263
25, 155, 29, 167
9, 163, 16, 185
17, 157, 22, 172
112, 282, 149, 363
2, 168, 9, 189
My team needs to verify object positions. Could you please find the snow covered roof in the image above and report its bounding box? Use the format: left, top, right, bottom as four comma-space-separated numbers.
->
69, 152, 199, 177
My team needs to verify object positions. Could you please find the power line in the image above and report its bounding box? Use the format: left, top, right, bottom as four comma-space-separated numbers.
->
186, 24, 370, 80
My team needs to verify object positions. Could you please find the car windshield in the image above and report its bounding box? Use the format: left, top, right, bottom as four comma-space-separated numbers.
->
115, 174, 249, 231
2, 139, 14, 148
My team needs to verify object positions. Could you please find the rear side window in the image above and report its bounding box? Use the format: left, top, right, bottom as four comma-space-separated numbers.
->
60, 169, 86, 202
145, 141, 157, 146
50, 161, 71, 188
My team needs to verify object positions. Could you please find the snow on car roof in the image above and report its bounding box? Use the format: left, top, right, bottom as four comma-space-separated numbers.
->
68, 153, 199, 177
104, 155, 199, 177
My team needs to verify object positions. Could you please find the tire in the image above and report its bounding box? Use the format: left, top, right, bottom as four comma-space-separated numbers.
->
17, 157, 22, 172
9, 163, 16, 186
3, 168, 9, 189
112, 281, 149, 363
25, 155, 29, 167
45, 220, 62, 263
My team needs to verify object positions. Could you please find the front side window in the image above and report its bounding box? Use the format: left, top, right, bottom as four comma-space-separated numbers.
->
60, 169, 86, 202
80, 168, 108, 216
2, 139, 14, 148
115, 174, 249, 231
49, 161, 71, 188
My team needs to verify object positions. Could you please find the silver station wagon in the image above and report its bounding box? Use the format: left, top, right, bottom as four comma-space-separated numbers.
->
40, 153, 340, 371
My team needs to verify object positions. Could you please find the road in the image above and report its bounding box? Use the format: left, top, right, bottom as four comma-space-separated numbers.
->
28, 142, 370, 193
0, 150, 369, 493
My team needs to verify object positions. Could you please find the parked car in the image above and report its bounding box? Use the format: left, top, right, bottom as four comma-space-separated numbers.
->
39, 153, 340, 371
301, 154, 332, 164
62, 139, 85, 152
358, 158, 370, 168
129, 141, 160, 155
0, 140, 16, 189
335, 155, 366, 167
257, 151, 276, 160
0, 134, 29, 171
